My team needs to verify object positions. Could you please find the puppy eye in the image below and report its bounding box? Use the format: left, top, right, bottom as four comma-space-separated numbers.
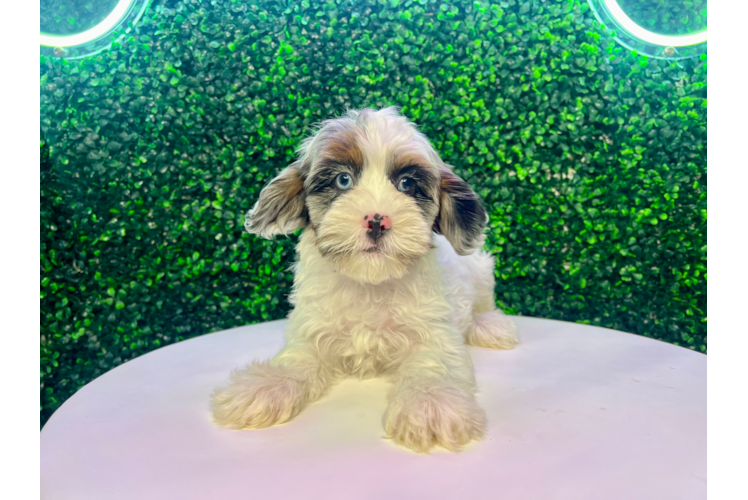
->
335, 173, 353, 190
397, 177, 415, 193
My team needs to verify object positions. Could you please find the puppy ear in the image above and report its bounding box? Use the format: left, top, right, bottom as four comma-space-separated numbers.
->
434, 166, 488, 255
245, 164, 308, 238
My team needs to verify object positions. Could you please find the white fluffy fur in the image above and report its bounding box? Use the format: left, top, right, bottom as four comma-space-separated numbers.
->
212, 108, 518, 453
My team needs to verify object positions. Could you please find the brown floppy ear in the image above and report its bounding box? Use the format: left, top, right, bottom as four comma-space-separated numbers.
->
244, 164, 308, 238
434, 166, 488, 255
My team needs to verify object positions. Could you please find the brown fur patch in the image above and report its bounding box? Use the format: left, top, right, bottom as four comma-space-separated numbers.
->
390, 151, 434, 173
434, 167, 487, 255
438, 168, 460, 191
245, 164, 308, 237
284, 166, 305, 198
321, 130, 364, 172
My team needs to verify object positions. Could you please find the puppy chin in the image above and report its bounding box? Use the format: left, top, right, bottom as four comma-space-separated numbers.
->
315, 230, 433, 285
334, 250, 411, 285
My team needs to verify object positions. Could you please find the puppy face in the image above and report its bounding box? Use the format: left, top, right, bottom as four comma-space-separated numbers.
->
245, 107, 487, 284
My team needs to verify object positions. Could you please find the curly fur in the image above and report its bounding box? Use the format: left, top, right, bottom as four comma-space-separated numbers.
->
212, 107, 518, 453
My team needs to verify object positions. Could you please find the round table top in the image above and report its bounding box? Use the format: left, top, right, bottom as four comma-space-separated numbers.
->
41, 316, 706, 500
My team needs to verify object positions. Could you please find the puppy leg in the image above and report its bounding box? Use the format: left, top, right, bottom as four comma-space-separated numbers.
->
465, 250, 518, 349
211, 341, 331, 429
384, 343, 486, 453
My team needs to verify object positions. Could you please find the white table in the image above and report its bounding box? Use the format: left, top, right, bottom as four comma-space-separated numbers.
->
41, 317, 706, 500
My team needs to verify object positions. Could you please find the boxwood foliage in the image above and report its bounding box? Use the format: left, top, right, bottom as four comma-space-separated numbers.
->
40, 0, 707, 426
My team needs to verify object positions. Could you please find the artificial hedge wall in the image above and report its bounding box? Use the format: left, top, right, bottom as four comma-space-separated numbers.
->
40, 0, 707, 426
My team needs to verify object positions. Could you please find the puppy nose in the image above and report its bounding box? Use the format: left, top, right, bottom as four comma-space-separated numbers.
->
362, 213, 391, 241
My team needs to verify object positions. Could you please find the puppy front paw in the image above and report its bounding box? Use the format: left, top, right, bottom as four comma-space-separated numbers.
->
211, 361, 307, 429
384, 384, 486, 453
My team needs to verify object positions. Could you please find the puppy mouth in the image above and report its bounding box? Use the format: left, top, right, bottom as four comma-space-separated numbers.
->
363, 246, 383, 254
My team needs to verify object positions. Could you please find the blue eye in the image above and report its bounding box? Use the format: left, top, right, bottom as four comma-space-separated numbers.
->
335, 173, 353, 190
397, 177, 415, 193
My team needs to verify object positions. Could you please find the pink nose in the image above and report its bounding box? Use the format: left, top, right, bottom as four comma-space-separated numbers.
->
362, 213, 391, 241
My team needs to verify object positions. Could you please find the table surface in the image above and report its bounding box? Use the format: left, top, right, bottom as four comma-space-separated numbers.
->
41, 316, 706, 500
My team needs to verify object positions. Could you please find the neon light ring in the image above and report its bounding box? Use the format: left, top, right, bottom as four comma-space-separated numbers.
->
587, 0, 707, 60
40, 0, 150, 59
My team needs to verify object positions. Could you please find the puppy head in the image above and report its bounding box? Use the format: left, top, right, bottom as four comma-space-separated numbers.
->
245, 107, 487, 284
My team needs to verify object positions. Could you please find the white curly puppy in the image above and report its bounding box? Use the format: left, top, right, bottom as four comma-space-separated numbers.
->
212, 107, 518, 453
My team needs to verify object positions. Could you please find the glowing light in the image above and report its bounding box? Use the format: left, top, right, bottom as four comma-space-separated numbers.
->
40, 0, 133, 48
602, 0, 707, 47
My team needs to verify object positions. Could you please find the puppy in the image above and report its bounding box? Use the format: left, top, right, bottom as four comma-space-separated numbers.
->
211, 107, 518, 453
